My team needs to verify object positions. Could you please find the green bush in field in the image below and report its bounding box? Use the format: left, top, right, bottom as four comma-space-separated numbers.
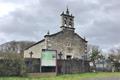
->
0, 53, 26, 76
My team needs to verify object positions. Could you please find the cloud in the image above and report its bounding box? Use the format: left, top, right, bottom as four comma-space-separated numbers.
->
0, 0, 120, 52
74, 0, 120, 50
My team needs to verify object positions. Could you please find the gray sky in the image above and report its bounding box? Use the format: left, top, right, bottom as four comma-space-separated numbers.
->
0, 0, 120, 52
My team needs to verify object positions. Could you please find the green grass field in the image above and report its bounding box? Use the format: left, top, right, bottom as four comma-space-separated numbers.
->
0, 72, 120, 80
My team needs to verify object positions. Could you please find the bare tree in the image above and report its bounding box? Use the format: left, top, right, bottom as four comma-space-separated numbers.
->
108, 47, 120, 62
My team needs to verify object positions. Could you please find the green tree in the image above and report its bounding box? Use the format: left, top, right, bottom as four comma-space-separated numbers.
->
89, 46, 101, 71
99, 54, 105, 71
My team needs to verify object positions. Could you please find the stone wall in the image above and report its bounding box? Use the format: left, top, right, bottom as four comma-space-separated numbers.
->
24, 29, 87, 59
57, 59, 90, 74
47, 29, 87, 59
24, 41, 45, 58
24, 59, 90, 74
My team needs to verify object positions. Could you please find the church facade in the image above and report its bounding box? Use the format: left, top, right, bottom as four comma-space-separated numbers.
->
24, 8, 87, 60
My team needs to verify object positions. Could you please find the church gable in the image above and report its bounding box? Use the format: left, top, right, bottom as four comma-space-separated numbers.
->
25, 39, 45, 50
24, 39, 45, 58
74, 33, 87, 43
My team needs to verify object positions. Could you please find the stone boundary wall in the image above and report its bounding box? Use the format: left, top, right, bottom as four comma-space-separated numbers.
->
57, 59, 90, 74
25, 58, 90, 74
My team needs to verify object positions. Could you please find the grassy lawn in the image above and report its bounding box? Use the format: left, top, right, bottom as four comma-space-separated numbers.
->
0, 72, 120, 80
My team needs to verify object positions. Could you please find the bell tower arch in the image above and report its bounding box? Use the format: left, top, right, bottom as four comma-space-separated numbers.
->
60, 7, 75, 31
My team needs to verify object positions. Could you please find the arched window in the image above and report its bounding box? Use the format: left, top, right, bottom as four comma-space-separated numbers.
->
64, 17, 67, 20
64, 20, 67, 24
70, 18, 73, 21
64, 20, 67, 26
69, 22, 72, 27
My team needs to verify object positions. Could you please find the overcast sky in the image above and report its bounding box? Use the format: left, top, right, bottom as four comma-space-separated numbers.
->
0, 0, 120, 52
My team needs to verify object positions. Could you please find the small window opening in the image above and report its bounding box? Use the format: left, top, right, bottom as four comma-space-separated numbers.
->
66, 55, 72, 60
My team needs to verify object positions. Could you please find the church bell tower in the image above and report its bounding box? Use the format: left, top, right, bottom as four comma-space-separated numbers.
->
60, 7, 75, 31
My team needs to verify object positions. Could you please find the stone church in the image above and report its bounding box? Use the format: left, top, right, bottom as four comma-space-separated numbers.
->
24, 8, 87, 60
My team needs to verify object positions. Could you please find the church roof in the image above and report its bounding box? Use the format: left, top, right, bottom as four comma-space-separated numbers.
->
49, 31, 87, 42
25, 31, 63, 50
74, 33, 88, 42
44, 31, 63, 37
25, 39, 45, 50
25, 31, 87, 50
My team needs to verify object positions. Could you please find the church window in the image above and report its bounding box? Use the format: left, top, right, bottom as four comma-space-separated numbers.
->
69, 22, 72, 25
69, 22, 72, 27
64, 20, 67, 24
64, 20, 67, 26
64, 17, 67, 20
66, 42, 71, 47
70, 18, 73, 21
66, 55, 72, 60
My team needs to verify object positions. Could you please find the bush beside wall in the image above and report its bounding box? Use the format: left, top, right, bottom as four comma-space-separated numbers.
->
0, 53, 26, 76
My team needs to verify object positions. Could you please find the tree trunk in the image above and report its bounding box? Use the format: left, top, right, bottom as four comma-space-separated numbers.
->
93, 60, 96, 72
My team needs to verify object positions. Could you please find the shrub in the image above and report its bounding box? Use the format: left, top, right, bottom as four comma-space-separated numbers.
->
0, 53, 26, 76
